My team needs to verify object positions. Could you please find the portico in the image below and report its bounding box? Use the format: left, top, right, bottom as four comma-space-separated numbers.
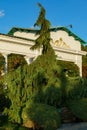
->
0, 26, 87, 76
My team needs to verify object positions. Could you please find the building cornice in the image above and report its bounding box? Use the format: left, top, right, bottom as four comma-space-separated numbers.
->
52, 44, 87, 56
0, 33, 35, 46
7, 26, 87, 45
0, 33, 87, 56
0, 33, 35, 43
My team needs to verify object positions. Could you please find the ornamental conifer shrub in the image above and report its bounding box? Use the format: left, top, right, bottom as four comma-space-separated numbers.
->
1, 3, 66, 128
22, 102, 61, 130
2, 53, 65, 125
66, 77, 87, 121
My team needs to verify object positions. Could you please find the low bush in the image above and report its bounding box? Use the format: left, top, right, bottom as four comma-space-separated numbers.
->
0, 121, 29, 130
66, 77, 87, 121
67, 98, 87, 121
66, 77, 87, 100
82, 65, 87, 78
0, 81, 10, 113
57, 60, 79, 77
22, 102, 61, 130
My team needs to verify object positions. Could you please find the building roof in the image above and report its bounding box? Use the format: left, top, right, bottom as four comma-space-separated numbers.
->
8, 26, 87, 45
0, 32, 35, 42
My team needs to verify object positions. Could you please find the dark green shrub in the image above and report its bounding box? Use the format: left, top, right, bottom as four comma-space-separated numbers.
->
57, 60, 79, 77
0, 54, 4, 78
67, 98, 87, 121
3, 66, 27, 124
42, 82, 62, 106
1, 49, 67, 125
28, 55, 66, 108
0, 81, 10, 113
0, 3, 68, 129
0, 121, 29, 130
82, 45, 87, 78
66, 77, 87, 100
22, 102, 61, 130
66, 77, 87, 121
0, 54, 26, 78
2, 55, 65, 124
8, 54, 27, 72
82, 65, 87, 78
31, 64, 64, 107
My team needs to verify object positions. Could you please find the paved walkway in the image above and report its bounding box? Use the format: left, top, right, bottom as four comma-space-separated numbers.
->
57, 122, 87, 130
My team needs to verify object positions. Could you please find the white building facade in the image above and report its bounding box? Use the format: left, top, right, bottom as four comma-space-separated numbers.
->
0, 27, 87, 76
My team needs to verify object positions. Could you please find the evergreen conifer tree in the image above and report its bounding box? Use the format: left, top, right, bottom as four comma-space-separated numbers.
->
31, 3, 53, 54
1, 3, 66, 128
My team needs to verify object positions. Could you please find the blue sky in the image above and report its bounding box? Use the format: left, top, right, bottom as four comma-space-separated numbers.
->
0, 0, 87, 42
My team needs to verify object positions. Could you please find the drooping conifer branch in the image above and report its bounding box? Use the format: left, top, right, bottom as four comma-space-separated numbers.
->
31, 3, 52, 54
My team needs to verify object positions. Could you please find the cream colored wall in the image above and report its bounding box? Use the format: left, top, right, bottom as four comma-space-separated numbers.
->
14, 30, 81, 51
56, 51, 77, 62
55, 50, 82, 76
14, 31, 38, 40
0, 29, 86, 76
13, 30, 83, 75
50, 30, 81, 51
0, 35, 39, 57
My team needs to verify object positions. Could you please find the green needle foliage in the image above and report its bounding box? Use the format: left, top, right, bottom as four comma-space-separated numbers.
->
22, 102, 61, 130
1, 3, 66, 128
30, 3, 52, 54
0, 3, 87, 129
82, 45, 87, 77
66, 77, 87, 100
0, 81, 9, 113
67, 98, 87, 121
3, 57, 65, 125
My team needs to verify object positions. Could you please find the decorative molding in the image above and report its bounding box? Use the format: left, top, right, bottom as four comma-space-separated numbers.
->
0, 33, 86, 77
51, 38, 70, 49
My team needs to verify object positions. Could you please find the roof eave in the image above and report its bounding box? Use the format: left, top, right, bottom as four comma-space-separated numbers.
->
7, 26, 87, 45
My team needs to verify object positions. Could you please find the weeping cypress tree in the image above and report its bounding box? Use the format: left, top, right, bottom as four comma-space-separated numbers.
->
31, 3, 53, 55
30, 3, 66, 107
1, 3, 66, 128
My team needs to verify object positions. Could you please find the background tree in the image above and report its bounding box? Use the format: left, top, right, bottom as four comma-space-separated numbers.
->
0, 54, 26, 78
8, 54, 26, 71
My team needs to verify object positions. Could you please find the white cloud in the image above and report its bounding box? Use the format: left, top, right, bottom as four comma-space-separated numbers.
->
0, 10, 5, 17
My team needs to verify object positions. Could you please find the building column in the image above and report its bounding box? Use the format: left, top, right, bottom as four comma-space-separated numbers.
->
77, 60, 82, 77
1, 53, 8, 89
75, 55, 82, 77
2, 54, 8, 74
24, 56, 35, 64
